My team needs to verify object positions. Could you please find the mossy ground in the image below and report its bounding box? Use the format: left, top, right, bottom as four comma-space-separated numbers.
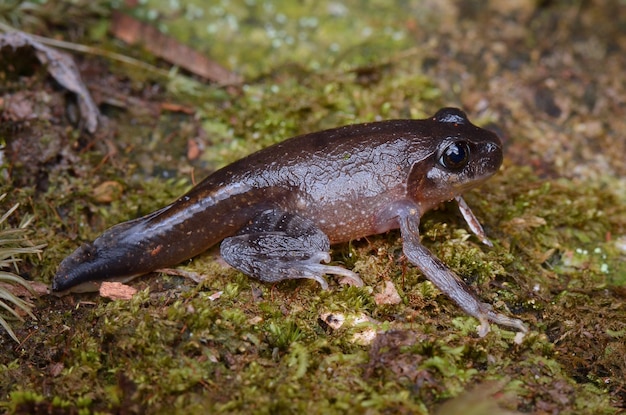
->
1, 0, 625, 414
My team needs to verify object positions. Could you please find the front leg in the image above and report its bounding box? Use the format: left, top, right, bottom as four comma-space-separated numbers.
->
220, 209, 363, 289
398, 208, 528, 336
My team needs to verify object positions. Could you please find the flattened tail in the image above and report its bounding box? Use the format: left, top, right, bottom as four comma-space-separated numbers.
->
52, 190, 255, 293
51, 242, 115, 293
51, 211, 175, 293
51, 239, 150, 293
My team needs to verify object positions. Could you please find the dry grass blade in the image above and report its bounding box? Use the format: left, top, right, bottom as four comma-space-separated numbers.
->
0, 193, 45, 342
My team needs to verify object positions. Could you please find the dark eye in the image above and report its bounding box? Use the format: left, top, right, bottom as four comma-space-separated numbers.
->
439, 141, 469, 170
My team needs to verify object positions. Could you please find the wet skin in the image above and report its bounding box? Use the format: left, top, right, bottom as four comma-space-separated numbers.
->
53, 108, 527, 336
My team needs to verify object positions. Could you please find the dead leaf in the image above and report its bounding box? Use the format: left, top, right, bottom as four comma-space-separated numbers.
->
374, 280, 402, 305
505, 215, 548, 231
0, 30, 100, 133
187, 138, 201, 161
99, 282, 137, 300
208, 291, 222, 301
111, 11, 242, 85
29, 281, 50, 296
92, 181, 124, 203
160, 102, 195, 114
49, 362, 64, 377
318, 311, 379, 345
0, 280, 47, 298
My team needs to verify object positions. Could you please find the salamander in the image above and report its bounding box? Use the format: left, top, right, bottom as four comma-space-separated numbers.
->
53, 108, 527, 336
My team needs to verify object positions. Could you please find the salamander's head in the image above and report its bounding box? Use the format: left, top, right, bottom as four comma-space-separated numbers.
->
409, 107, 503, 210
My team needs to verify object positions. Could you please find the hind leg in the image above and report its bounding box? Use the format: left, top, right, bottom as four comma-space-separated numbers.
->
220, 209, 363, 289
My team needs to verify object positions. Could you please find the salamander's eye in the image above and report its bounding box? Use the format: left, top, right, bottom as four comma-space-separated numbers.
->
439, 141, 470, 170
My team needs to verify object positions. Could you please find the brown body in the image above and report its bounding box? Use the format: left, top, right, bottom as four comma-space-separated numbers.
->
53, 108, 527, 336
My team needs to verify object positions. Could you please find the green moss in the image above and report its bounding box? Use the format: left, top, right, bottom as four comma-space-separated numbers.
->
2, 1, 626, 414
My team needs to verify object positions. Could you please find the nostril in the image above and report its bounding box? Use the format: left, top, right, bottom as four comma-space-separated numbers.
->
485, 142, 501, 153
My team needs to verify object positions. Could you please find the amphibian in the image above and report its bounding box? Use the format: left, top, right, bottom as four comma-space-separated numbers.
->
53, 108, 527, 336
